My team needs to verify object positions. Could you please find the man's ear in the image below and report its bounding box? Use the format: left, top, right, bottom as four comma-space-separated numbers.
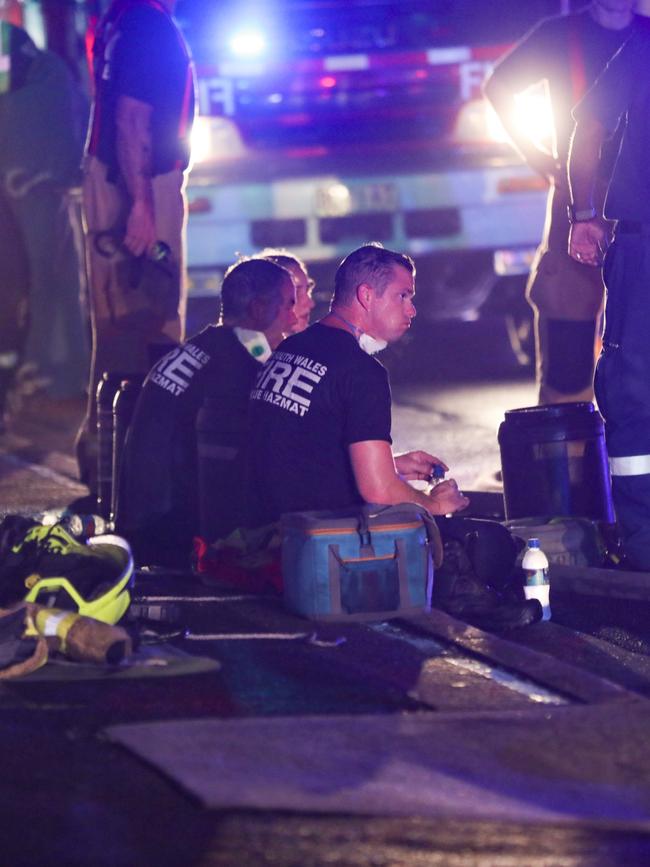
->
249, 296, 273, 330
356, 282, 374, 311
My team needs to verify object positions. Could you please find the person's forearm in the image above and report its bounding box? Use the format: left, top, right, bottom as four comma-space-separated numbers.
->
364, 471, 436, 512
350, 440, 469, 515
568, 116, 605, 211
115, 94, 154, 208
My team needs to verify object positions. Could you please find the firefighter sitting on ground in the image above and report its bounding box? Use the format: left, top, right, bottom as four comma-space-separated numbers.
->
114, 258, 298, 567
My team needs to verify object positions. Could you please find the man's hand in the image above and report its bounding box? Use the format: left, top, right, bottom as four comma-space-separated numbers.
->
124, 198, 157, 257
394, 450, 448, 481
350, 440, 462, 513
427, 478, 469, 516
569, 218, 609, 267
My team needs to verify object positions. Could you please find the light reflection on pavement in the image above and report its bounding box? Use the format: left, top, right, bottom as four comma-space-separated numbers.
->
392, 377, 537, 490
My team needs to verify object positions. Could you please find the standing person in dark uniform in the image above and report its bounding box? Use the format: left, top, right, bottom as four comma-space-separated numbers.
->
484, 0, 638, 405
78, 0, 195, 489
0, 20, 88, 422
116, 258, 296, 566
568, 18, 650, 570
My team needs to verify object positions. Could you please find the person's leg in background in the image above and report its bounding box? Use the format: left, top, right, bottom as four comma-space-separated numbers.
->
596, 232, 650, 571
0, 189, 29, 431
12, 182, 89, 401
77, 157, 186, 491
150, 167, 187, 348
526, 184, 606, 406
527, 247, 605, 405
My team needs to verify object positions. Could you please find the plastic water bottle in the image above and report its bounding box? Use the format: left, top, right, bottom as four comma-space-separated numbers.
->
522, 537, 551, 621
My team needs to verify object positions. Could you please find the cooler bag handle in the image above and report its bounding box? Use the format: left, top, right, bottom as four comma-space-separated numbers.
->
363, 503, 443, 568
356, 510, 375, 556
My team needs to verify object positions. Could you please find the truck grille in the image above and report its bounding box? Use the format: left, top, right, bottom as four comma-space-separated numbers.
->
319, 213, 393, 244
404, 208, 461, 238
250, 218, 307, 247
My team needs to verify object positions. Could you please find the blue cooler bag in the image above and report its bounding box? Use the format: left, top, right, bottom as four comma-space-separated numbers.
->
280, 503, 442, 621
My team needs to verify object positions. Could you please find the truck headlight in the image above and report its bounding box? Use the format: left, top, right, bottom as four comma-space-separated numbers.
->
512, 85, 554, 150
190, 116, 247, 165
191, 116, 213, 164
486, 82, 555, 150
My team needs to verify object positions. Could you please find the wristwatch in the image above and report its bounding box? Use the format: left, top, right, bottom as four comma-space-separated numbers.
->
568, 204, 597, 223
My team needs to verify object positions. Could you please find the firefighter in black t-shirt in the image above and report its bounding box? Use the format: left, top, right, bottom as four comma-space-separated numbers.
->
248, 244, 467, 527
116, 258, 296, 566
247, 244, 542, 629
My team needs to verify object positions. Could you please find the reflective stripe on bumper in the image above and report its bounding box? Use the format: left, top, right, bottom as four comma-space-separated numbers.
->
609, 454, 650, 476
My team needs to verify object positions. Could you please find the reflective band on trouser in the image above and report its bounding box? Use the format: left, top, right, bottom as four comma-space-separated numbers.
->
609, 455, 650, 476
0, 351, 18, 369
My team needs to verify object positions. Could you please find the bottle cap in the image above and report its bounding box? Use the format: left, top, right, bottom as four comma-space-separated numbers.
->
527, 538, 540, 548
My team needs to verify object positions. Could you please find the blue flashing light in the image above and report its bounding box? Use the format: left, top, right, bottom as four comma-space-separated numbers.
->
229, 29, 267, 58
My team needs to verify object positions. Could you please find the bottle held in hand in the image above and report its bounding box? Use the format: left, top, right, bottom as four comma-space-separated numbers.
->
429, 464, 446, 487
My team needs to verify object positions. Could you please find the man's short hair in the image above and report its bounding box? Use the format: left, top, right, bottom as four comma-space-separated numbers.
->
259, 247, 308, 276
221, 257, 290, 320
333, 243, 415, 306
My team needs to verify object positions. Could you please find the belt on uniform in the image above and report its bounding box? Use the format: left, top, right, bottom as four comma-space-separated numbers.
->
617, 220, 650, 234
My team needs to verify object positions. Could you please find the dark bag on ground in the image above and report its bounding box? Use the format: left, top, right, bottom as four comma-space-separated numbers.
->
436, 516, 521, 591
281, 503, 442, 622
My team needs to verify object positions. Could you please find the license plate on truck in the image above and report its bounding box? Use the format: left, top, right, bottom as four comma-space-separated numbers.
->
315, 181, 399, 217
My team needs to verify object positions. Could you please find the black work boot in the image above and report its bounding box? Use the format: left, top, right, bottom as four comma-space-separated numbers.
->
432, 539, 542, 631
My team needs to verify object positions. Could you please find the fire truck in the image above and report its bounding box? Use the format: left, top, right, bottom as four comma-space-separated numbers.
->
3, 0, 566, 367
178, 0, 565, 349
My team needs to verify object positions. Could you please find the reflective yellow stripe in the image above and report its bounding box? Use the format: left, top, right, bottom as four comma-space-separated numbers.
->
34, 608, 79, 652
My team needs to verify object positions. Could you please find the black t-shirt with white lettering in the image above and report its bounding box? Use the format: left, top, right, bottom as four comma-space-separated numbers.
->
88, 0, 195, 178
118, 325, 261, 538
246, 323, 392, 527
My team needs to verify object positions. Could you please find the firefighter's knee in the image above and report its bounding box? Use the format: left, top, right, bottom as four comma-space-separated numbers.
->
540, 318, 598, 396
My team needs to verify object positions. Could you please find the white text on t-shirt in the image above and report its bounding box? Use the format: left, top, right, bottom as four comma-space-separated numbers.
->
149, 343, 211, 397
251, 352, 328, 417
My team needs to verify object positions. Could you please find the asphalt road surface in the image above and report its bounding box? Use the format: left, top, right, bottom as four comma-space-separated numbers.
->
3, 376, 650, 866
